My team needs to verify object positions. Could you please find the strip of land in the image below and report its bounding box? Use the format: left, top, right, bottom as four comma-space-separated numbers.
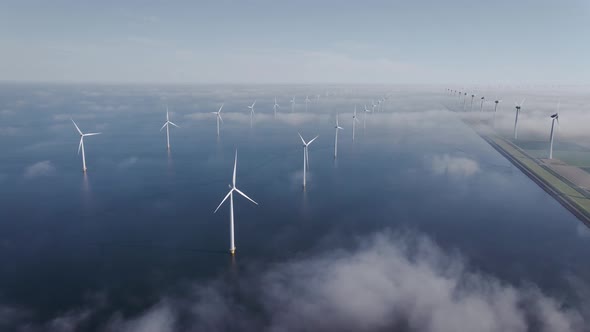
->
482, 135, 590, 226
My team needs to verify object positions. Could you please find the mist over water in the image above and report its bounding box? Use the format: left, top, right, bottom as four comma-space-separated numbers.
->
1, 84, 589, 331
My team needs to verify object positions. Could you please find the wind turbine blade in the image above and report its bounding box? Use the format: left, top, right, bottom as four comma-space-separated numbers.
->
234, 188, 258, 205
71, 119, 83, 135
168, 121, 180, 128
520, 98, 526, 106
218, 114, 224, 123
214, 190, 233, 213
78, 137, 83, 154
308, 135, 319, 145
219, 104, 224, 113
298, 132, 306, 145
232, 150, 237, 187
83, 132, 101, 136
160, 122, 167, 131
337, 126, 344, 130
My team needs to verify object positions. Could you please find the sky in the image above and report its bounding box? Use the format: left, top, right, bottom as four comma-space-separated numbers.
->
0, 0, 589, 84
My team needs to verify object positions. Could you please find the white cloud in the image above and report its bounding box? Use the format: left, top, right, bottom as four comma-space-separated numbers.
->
118, 157, 139, 169
24, 160, 56, 179
4, 231, 583, 331
430, 154, 480, 177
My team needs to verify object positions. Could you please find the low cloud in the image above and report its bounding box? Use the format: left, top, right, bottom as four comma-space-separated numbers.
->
118, 157, 139, 169
24, 160, 56, 179
430, 154, 480, 177
3, 231, 585, 331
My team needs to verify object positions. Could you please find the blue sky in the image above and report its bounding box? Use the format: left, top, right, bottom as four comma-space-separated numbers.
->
1, 0, 588, 84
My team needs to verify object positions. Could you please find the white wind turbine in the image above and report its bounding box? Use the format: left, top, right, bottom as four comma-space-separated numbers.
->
273, 97, 280, 117
305, 95, 311, 112
71, 119, 101, 173
290, 96, 296, 112
513, 98, 526, 140
470, 94, 476, 112
247, 100, 256, 127
333, 114, 344, 158
548, 102, 560, 159
479, 96, 485, 112
211, 103, 224, 137
352, 105, 360, 141
363, 105, 372, 129
493, 97, 502, 129
298, 132, 319, 188
214, 150, 258, 255
160, 108, 179, 150
463, 92, 468, 111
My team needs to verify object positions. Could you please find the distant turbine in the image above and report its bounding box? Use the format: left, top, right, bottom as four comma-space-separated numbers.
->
333, 114, 344, 158
211, 103, 224, 137
463, 93, 468, 111
316, 94, 320, 102
493, 98, 502, 129
160, 107, 179, 150
305, 95, 311, 112
290, 96, 296, 112
549, 103, 560, 159
214, 150, 258, 255
247, 100, 256, 127
371, 100, 377, 113
71, 119, 101, 173
470, 94, 476, 112
513, 98, 526, 140
479, 96, 485, 112
298, 132, 319, 188
352, 105, 360, 141
273, 97, 280, 117
363, 105, 371, 129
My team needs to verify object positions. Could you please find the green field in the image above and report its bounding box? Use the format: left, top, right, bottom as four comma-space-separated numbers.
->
489, 136, 590, 216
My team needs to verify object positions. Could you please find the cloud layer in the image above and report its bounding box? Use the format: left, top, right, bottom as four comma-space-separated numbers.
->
430, 154, 480, 177
3, 231, 585, 332
23, 160, 56, 179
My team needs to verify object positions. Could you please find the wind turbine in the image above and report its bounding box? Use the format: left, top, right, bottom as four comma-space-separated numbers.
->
371, 100, 377, 113
160, 108, 179, 150
71, 119, 101, 173
333, 114, 344, 158
298, 133, 319, 188
247, 100, 256, 127
316, 94, 320, 102
470, 94, 476, 112
463, 93, 467, 111
513, 98, 526, 140
363, 105, 371, 129
273, 97, 280, 117
493, 98, 502, 129
549, 103, 560, 159
352, 105, 360, 141
214, 150, 258, 256
479, 96, 485, 112
305, 95, 311, 112
290, 96, 296, 112
211, 103, 224, 137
